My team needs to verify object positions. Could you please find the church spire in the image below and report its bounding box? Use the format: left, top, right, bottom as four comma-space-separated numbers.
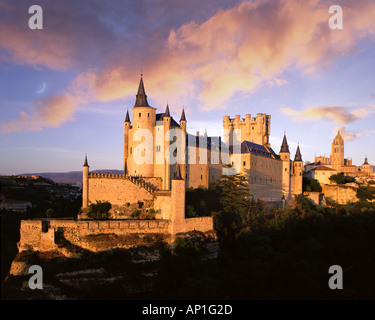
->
280, 134, 290, 153
134, 75, 150, 107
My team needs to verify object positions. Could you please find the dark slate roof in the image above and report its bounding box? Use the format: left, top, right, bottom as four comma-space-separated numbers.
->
124, 110, 130, 122
83, 154, 89, 167
155, 113, 180, 127
134, 76, 150, 107
186, 133, 223, 151
164, 104, 170, 117
280, 134, 290, 153
294, 145, 303, 162
180, 108, 186, 122
229, 141, 280, 159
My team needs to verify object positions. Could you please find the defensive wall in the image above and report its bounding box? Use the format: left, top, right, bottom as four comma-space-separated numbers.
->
18, 177, 214, 252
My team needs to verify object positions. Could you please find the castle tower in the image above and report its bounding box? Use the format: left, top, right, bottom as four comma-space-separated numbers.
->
222, 113, 271, 147
331, 130, 344, 170
163, 104, 171, 190
128, 75, 156, 177
124, 110, 130, 174
292, 144, 303, 195
279, 133, 291, 200
82, 154, 89, 209
179, 108, 187, 182
170, 164, 186, 234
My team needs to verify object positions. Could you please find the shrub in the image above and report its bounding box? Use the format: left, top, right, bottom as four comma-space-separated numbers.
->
132, 210, 141, 218
87, 201, 111, 220
45, 208, 54, 219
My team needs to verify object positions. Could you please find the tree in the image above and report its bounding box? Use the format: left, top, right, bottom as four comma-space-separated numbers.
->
303, 177, 322, 192
45, 208, 54, 219
329, 172, 355, 185
213, 173, 251, 242
218, 173, 251, 215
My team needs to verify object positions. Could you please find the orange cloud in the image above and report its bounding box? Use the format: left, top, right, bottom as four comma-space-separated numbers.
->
280, 105, 375, 124
2, 0, 375, 132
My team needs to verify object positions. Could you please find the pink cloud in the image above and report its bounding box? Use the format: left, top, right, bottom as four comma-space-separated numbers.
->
1, 95, 76, 132
280, 105, 375, 124
2, 0, 375, 132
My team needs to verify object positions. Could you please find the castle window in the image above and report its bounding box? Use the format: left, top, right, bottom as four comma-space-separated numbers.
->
243, 161, 246, 166
139, 113, 141, 117
148, 113, 150, 117
201, 175, 203, 180
130, 147, 132, 154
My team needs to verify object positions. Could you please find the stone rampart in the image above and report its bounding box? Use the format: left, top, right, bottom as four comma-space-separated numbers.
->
19, 219, 170, 252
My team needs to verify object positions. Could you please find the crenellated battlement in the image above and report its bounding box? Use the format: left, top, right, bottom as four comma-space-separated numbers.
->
88, 172, 159, 194
223, 113, 271, 147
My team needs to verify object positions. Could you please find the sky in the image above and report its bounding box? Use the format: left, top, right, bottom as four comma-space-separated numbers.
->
1, 0, 375, 174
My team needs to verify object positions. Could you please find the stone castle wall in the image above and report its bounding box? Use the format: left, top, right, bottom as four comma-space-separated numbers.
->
322, 184, 359, 204
19, 219, 170, 252
88, 174, 160, 206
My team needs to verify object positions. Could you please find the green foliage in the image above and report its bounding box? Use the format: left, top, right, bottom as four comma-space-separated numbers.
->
185, 184, 221, 217
186, 204, 198, 218
329, 172, 355, 185
303, 177, 322, 192
132, 210, 140, 218
155, 194, 375, 299
87, 201, 111, 220
357, 186, 375, 203
45, 208, 54, 219
218, 174, 251, 215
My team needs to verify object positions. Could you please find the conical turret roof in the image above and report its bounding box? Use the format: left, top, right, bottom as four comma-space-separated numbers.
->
134, 75, 150, 107
294, 144, 302, 162
164, 104, 170, 117
124, 110, 130, 122
83, 154, 89, 167
280, 134, 290, 153
180, 108, 186, 122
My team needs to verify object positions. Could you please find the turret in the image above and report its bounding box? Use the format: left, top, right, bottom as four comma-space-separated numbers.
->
129, 75, 156, 177
163, 104, 171, 190
82, 154, 89, 209
292, 144, 303, 195
170, 164, 186, 234
124, 110, 130, 173
179, 108, 187, 182
279, 133, 291, 199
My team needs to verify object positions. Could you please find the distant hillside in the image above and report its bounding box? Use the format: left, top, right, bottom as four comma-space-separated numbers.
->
20, 170, 123, 183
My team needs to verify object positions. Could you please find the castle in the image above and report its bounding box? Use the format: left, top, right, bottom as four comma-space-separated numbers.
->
82, 76, 304, 212
17, 76, 305, 253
